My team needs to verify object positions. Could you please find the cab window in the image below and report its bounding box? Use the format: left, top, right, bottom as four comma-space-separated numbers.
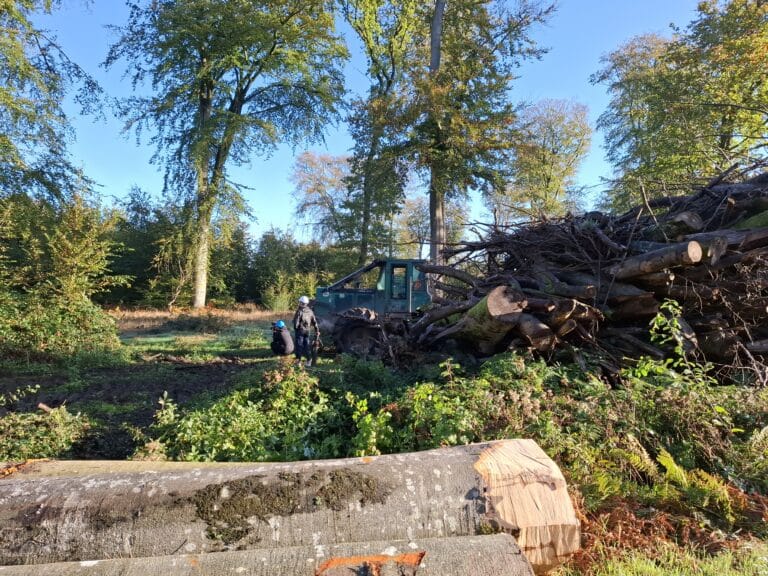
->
391, 265, 407, 299
411, 267, 426, 291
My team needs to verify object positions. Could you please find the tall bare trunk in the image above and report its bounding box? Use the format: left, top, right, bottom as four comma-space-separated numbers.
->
357, 119, 385, 266
192, 194, 213, 309
428, 0, 447, 264
192, 75, 214, 309
430, 165, 446, 265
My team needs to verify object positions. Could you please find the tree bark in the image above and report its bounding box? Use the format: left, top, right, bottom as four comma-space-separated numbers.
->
191, 203, 211, 309
607, 241, 703, 280
0, 534, 533, 576
0, 441, 579, 575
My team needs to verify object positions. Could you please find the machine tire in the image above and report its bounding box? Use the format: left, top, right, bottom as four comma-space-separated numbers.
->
332, 308, 384, 358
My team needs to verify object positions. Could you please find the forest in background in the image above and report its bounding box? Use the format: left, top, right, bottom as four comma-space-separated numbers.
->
1, 1, 768, 574
3, 0, 767, 325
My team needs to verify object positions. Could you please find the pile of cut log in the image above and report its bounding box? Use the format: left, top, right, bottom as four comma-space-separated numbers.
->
413, 173, 768, 384
0, 441, 579, 575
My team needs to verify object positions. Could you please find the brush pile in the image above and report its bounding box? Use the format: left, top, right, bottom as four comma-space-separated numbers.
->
412, 173, 768, 385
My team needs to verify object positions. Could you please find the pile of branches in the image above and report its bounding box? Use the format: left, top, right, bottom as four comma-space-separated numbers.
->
412, 173, 768, 385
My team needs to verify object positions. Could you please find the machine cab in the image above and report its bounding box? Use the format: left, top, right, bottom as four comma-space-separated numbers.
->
313, 259, 430, 325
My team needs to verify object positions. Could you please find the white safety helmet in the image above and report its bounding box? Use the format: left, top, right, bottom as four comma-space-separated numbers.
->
298, 295, 310, 305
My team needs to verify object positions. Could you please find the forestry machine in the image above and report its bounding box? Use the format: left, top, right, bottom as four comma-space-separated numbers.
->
312, 259, 431, 357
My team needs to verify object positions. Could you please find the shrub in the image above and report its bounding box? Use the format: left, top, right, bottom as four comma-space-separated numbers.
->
147, 364, 340, 461
0, 406, 91, 460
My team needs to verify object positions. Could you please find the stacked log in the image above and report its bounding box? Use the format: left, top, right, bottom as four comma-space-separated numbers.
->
414, 173, 768, 384
0, 440, 579, 575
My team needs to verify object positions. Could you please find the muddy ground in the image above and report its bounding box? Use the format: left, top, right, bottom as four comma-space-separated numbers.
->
0, 311, 282, 459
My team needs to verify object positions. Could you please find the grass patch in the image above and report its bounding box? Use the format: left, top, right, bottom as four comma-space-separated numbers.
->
557, 543, 768, 576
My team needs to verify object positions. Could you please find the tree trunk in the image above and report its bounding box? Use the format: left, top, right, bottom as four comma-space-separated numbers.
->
516, 313, 557, 352
427, 285, 527, 354
430, 0, 447, 73
428, 0, 447, 265
0, 441, 579, 575
192, 211, 210, 309
607, 241, 703, 280
430, 166, 446, 265
357, 124, 385, 266
0, 534, 533, 576
191, 76, 215, 309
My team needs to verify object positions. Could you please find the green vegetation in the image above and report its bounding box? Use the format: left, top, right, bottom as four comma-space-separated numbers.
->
0, 308, 766, 574
2, 1, 767, 573
561, 544, 768, 576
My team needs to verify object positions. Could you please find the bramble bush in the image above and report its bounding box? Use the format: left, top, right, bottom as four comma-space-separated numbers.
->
146, 364, 342, 461
0, 386, 91, 460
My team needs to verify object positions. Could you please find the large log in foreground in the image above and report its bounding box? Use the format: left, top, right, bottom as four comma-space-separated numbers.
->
0, 440, 579, 574
0, 534, 532, 576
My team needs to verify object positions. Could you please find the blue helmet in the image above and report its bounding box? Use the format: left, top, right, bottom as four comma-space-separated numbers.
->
275, 320, 286, 329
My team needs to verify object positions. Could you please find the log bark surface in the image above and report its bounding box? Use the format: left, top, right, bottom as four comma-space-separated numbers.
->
0, 440, 578, 575
0, 534, 533, 576
428, 286, 526, 355
607, 241, 702, 279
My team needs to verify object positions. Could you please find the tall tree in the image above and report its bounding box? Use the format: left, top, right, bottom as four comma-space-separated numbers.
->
395, 195, 465, 258
488, 99, 591, 223
407, 0, 555, 263
0, 0, 100, 198
290, 151, 351, 245
593, 0, 768, 209
106, 0, 347, 307
340, 0, 419, 265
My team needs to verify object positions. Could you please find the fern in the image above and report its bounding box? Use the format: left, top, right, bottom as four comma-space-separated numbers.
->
688, 469, 735, 524
657, 448, 689, 487
748, 425, 768, 454
615, 434, 662, 482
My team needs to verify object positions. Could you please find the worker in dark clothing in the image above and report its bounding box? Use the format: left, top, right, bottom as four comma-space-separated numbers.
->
293, 295, 319, 367
270, 320, 294, 356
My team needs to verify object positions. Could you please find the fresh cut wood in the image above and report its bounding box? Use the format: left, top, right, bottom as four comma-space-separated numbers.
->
0, 440, 579, 575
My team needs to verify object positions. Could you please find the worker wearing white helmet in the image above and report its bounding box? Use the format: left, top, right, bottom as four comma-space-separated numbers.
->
293, 295, 319, 367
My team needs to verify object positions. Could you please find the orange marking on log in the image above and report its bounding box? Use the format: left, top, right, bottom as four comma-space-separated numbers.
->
361, 457, 375, 463
0, 459, 49, 479
315, 551, 425, 575
187, 556, 199, 567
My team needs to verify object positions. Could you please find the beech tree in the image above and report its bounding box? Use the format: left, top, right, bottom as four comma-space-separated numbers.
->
593, 0, 768, 209
0, 0, 99, 198
488, 99, 591, 223
406, 0, 555, 263
395, 195, 465, 258
340, 0, 419, 265
106, 0, 347, 307
291, 151, 351, 245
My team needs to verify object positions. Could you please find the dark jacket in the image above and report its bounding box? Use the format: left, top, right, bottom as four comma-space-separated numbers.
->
293, 305, 318, 334
271, 326, 295, 356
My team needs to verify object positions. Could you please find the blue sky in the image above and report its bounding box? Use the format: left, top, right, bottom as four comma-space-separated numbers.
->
38, 0, 700, 238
